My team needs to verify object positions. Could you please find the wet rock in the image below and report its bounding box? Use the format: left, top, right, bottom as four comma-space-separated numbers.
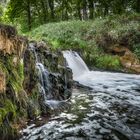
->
24, 42, 73, 117
0, 25, 74, 139
0, 24, 30, 140
27, 101, 38, 120
64, 89, 72, 99
103, 85, 108, 89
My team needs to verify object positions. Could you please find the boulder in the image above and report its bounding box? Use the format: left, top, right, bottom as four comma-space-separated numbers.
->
111, 46, 140, 73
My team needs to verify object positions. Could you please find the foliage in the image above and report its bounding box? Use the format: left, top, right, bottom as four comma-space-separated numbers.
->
0, 98, 17, 140
0, 51, 26, 138
133, 44, 140, 59
3, 56, 24, 94
0, 5, 2, 18
29, 20, 91, 49
96, 55, 121, 70
27, 14, 140, 70
0, 0, 140, 31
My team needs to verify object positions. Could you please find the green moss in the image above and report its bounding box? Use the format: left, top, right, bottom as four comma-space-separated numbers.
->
1, 55, 24, 94
0, 53, 25, 135
0, 60, 8, 76
0, 99, 17, 124
0, 55, 24, 94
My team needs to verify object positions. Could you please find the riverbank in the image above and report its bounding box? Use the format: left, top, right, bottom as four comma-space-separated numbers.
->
26, 14, 140, 73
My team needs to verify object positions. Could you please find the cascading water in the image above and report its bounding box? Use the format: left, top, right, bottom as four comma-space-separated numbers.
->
29, 44, 70, 112
63, 50, 89, 79
63, 51, 140, 93
62, 51, 140, 140
36, 62, 52, 100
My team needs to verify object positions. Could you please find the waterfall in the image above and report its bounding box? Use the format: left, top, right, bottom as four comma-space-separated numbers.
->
29, 43, 51, 99
63, 50, 140, 91
36, 63, 52, 100
63, 51, 89, 78
29, 44, 70, 113
29, 43, 38, 62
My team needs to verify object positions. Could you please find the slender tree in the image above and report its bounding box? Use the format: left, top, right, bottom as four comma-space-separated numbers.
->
133, 0, 140, 13
88, 0, 94, 19
3, 0, 140, 31
26, 0, 31, 30
81, 0, 88, 20
48, 0, 55, 20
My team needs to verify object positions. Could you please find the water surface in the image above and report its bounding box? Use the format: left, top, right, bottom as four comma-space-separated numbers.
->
21, 51, 140, 140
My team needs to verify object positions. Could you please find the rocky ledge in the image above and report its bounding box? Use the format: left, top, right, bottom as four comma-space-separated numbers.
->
0, 24, 73, 140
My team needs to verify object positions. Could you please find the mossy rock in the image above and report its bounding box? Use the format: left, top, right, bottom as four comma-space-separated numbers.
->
0, 99, 17, 125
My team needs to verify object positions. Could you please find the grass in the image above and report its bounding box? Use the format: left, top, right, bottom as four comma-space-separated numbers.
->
96, 55, 121, 70
26, 13, 140, 71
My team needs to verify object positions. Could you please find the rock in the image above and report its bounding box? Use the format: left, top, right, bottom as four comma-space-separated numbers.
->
111, 46, 140, 73
0, 24, 27, 57
24, 41, 73, 116
67, 80, 73, 89
0, 24, 73, 139
0, 24, 29, 139
37, 41, 47, 49
64, 89, 72, 99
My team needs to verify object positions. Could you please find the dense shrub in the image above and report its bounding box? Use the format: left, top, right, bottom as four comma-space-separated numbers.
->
96, 55, 121, 70
27, 14, 140, 70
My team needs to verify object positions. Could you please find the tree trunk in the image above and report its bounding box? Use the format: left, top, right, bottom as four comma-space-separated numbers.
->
41, 0, 47, 23
64, 0, 69, 20
104, 5, 109, 16
65, 10, 69, 20
82, 0, 88, 20
27, 0, 31, 31
48, 0, 55, 20
77, 6, 82, 20
88, 0, 94, 19
61, 0, 65, 20
34, 2, 44, 24
135, 0, 140, 13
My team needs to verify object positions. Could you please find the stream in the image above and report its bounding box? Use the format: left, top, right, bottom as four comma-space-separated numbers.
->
21, 51, 140, 140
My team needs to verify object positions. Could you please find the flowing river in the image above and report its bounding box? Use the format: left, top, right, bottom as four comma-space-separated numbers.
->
21, 51, 140, 140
